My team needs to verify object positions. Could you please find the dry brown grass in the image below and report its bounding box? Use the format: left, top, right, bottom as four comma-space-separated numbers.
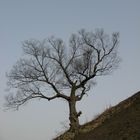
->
54, 91, 140, 140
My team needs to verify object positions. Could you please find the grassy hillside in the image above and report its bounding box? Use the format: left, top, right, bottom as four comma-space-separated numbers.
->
54, 91, 140, 140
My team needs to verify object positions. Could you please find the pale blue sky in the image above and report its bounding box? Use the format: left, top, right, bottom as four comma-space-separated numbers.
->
0, 0, 140, 140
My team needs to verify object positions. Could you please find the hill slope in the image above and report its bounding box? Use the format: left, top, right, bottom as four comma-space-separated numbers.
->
54, 91, 140, 140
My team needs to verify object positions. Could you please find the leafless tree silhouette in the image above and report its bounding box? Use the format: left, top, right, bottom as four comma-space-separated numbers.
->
5, 29, 120, 133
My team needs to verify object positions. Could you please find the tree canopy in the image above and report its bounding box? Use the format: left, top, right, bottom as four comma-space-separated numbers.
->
5, 29, 120, 132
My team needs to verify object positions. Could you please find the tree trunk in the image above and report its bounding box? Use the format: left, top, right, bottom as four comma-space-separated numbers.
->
68, 98, 80, 133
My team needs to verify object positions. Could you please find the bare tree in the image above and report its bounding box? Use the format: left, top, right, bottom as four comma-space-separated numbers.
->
5, 29, 120, 133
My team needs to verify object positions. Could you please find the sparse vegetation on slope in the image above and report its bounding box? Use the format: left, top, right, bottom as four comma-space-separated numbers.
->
54, 91, 140, 140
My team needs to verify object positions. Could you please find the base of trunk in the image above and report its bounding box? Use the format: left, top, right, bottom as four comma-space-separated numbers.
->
69, 117, 80, 133
69, 110, 81, 134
